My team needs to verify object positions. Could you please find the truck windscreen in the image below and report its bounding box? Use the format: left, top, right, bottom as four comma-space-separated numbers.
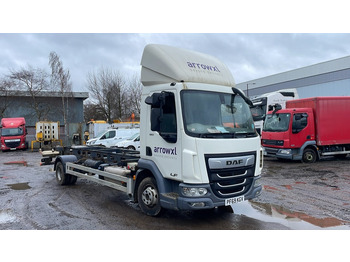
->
251, 104, 267, 121
181, 90, 257, 138
263, 113, 291, 132
1, 128, 24, 136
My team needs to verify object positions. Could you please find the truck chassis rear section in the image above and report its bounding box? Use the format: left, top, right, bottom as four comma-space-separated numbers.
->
65, 163, 134, 195
53, 147, 166, 216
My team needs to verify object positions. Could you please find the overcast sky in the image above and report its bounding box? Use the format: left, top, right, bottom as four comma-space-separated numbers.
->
1, 33, 350, 92
1, 1, 350, 93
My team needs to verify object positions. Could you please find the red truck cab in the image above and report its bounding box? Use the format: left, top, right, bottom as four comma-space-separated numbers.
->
262, 97, 350, 163
0, 117, 28, 151
262, 108, 316, 162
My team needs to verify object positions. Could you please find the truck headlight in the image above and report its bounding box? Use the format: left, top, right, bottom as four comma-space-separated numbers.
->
254, 178, 262, 188
182, 187, 208, 197
279, 149, 292, 155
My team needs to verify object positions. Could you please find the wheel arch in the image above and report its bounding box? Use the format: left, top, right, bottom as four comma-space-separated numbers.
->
54, 155, 78, 173
302, 144, 319, 160
133, 158, 173, 203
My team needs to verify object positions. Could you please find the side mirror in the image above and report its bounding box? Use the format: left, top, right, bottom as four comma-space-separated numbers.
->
145, 93, 164, 107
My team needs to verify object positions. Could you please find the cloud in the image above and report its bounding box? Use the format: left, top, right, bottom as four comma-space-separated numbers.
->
1, 33, 350, 91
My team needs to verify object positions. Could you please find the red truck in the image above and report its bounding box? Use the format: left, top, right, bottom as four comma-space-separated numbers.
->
0, 117, 28, 151
261, 97, 350, 163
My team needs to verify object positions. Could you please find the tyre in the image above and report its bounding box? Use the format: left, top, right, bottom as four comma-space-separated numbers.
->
69, 174, 78, 185
302, 148, 317, 163
137, 177, 162, 216
55, 161, 71, 185
127, 146, 136, 150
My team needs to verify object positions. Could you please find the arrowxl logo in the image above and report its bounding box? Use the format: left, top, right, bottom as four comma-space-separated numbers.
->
226, 159, 243, 166
187, 62, 220, 72
154, 146, 177, 155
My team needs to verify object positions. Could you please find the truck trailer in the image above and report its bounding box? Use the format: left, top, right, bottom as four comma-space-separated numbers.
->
53, 44, 263, 216
262, 96, 350, 163
0, 117, 27, 151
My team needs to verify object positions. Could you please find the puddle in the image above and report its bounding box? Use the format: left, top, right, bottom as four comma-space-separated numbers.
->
232, 201, 350, 230
0, 210, 17, 224
7, 182, 31, 190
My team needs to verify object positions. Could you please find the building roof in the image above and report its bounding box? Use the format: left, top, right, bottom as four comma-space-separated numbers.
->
236, 55, 350, 91
0, 90, 89, 99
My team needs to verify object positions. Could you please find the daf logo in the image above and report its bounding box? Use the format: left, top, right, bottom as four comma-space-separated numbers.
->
226, 159, 243, 166
208, 155, 254, 169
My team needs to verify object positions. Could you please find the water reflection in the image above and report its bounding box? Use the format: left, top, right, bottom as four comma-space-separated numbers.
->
0, 210, 17, 224
232, 201, 350, 230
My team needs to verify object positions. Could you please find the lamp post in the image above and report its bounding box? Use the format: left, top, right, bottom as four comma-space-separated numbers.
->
246, 82, 255, 97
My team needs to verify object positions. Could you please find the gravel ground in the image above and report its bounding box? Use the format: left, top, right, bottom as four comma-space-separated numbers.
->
1, 150, 349, 230
255, 156, 350, 224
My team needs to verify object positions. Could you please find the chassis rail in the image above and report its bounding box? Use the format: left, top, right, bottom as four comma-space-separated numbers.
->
66, 162, 134, 196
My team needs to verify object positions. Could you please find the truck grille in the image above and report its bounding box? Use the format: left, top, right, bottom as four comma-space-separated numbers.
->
5, 141, 20, 148
205, 152, 256, 198
264, 147, 279, 156
262, 139, 284, 146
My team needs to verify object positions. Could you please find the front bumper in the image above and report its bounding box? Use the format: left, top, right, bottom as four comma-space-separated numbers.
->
160, 176, 262, 211
263, 147, 302, 160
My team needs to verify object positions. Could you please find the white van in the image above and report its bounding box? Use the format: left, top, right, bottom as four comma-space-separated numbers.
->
86, 128, 139, 147
115, 132, 140, 150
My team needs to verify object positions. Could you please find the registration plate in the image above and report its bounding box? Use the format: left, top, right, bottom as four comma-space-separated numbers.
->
225, 196, 245, 206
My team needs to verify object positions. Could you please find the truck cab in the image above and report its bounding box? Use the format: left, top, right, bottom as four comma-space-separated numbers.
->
137, 44, 263, 214
262, 108, 316, 162
250, 89, 298, 135
0, 117, 27, 151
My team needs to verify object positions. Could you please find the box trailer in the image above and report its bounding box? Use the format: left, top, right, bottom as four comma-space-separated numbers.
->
262, 97, 350, 163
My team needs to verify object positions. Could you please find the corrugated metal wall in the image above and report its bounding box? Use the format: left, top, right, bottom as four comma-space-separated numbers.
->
236, 56, 350, 98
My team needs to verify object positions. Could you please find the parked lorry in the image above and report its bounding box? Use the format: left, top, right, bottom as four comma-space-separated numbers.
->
262, 97, 350, 163
250, 89, 298, 135
0, 117, 27, 151
53, 44, 263, 216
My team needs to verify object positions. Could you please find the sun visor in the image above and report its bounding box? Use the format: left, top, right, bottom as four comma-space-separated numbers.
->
140, 44, 235, 87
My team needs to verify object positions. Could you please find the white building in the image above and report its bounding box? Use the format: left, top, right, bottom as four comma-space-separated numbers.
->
236, 55, 350, 98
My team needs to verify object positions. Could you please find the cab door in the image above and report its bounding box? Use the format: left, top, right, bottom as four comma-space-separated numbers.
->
290, 112, 314, 148
144, 91, 182, 181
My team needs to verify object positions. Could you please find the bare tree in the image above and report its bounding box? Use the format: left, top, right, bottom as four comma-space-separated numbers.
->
0, 77, 15, 118
86, 68, 127, 123
49, 51, 72, 142
9, 65, 50, 121
83, 100, 106, 123
126, 74, 142, 118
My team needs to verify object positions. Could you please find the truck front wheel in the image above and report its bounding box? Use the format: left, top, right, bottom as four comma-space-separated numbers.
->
137, 177, 162, 216
302, 148, 317, 163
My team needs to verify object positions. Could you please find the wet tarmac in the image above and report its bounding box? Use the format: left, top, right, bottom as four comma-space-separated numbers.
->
0, 150, 349, 230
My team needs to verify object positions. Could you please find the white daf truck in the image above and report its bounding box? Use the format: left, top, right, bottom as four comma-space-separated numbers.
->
53, 44, 263, 216
250, 89, 299, 135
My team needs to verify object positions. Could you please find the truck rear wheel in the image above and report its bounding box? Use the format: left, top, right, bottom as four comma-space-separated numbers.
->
302, 148, 317, 163
137, 177, 162, 216
56, 161, 71, 185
